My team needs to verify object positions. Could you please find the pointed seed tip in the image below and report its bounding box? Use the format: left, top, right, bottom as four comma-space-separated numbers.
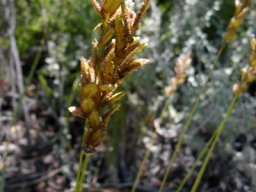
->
68, 106, 76, 112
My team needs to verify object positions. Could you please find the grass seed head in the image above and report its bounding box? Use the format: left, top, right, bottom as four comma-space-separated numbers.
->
224, 0, 251, 42
165, 54, 191, 96
233, 35, 256, 96
69, 0, 150, 152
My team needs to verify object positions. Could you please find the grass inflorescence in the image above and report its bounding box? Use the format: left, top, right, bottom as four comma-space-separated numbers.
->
68, 0, 150, 191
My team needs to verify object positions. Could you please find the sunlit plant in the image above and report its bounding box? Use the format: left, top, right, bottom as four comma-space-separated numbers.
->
68, 0, 150, 191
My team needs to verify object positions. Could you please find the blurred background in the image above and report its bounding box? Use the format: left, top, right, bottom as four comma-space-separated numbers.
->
0, 0, 256, 191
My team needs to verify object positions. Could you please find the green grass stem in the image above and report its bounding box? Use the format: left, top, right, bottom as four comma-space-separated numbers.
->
176, 131, 217, 192
131, 149, 150, 192
191, 95, 239, 192
131, 96, 172, 192
75, 124, 91, 192
158, 42, 226, 192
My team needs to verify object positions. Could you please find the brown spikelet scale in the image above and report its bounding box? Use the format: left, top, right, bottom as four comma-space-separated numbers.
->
121, 2, 133, 43
98, 27, 114, 48
123, 42, 141, 59
165, 54, 192, 96
232, 35, 256, 96
119, 43, 146, 68
114, 16, 127, 58
69, 0, 150, 153
101, 104, 121, 127
102, 0, 122, 17
224, 0, 251, 42
90, 0, 101, 16
80, 57, 90, 84
132, 0, 150, 33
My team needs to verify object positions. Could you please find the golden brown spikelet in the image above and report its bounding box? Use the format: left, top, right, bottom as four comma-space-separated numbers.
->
224, 0, 251, 42
102, 62, 115, 83
123, 42, 141, 59
80, 98, 96, 114
100, 83, 115, 92
69, 0, 150, 153
132, 0, 150, 33
121, 1, 133, 43
84, 129, 107, 153
119, 58, 149, 78
250, 35, 256, 66
233, 35, 256, 96
91, 41, 98, 67
88, 110, 102, 128
119, 42, 146, 69
90, 0, 101, 16
104, 91, 126, 105
114, 41, 141, 66
80, 57, 90, 84
68, 106, 84, 119
102, 48, 116, 83
165, 54, 191, 96
114, 16, 127, 57
101, 104, 120, 127
98, 27, 114, 48
102, 0, 122, 17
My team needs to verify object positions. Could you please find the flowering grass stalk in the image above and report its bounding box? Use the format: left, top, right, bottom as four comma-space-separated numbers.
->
131, 53, 191, 192
158, 1, 251, 191
165, 53, 192, 96
191, 34, 256, 192
68, 0, 150, 191
158, 42, 226, 192
176, 131, 217, 192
